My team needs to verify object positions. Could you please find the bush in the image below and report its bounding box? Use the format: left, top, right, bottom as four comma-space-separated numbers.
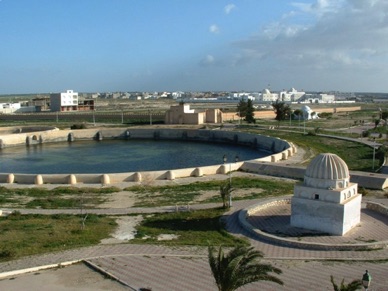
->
70, 124, 87, 130
359, 187, 369, 196
8, 210, 22, 219
318, 112, 333, 119
0, 249, 15, 261
361, 130, 370, 138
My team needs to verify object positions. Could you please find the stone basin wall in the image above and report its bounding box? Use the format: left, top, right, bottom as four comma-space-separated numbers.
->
0, 128, 295, 185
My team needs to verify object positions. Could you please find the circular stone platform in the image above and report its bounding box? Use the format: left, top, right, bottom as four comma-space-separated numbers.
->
238, 196, 388, 250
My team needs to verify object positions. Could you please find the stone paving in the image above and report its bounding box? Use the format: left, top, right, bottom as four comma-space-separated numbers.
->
247, 201, 388, 244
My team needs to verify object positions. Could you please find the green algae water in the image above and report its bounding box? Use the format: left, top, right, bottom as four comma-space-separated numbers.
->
0, 139, 271, 174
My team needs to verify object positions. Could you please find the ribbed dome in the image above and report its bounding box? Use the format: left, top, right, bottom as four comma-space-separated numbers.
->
306, 153, 349, 180
304, 153, 349, 189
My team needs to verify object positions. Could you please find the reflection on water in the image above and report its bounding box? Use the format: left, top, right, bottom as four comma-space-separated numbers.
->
0, 139, 270, 174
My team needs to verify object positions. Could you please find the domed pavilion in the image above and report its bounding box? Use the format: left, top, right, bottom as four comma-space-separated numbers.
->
290, 153, 362, 235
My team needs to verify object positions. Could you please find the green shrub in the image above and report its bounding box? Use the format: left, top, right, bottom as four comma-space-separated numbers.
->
359, 187, 369, 196
70, 124, 87, 130
318, 112, 333, 119
362, 130, 370, 137
0, 249, 15, 261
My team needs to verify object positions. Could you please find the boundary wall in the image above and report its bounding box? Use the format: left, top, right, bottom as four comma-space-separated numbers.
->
241, 161, 388, 190
222, 106, 362, 121
0, 128, 295, 185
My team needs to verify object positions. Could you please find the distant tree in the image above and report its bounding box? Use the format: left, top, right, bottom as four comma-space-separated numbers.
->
374, 119, 380, 128
330, 275, 362, 291
272, 100, 291, 121
208, 245, 283, 291
245, 99, 255, 123
382, 110, 388, 121
293, 109, 302, 126
237, 100, 248, 120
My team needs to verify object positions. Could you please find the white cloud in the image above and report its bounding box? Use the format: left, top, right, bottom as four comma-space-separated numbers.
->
229, 0, 388, 90
209, 24, 220, 34
199, 55, 215, 66
224, 4, 236, 15
291, 0, 344, 18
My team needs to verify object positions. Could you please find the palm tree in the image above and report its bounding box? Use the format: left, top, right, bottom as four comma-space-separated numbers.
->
219, 182, 233, 208
330, 275, 362, 291
208, 245, 283, 291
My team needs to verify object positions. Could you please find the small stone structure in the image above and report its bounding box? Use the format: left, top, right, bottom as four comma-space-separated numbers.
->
291, 153, 362, 235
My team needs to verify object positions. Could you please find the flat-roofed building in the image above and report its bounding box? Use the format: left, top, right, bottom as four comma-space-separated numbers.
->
50, 90, 79, 112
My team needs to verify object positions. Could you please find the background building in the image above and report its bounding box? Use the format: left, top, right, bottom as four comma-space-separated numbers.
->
50, 90, 94, 112
165, 103, 222, 124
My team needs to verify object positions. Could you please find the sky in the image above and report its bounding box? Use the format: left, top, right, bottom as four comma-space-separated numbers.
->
1, 0, 388, 94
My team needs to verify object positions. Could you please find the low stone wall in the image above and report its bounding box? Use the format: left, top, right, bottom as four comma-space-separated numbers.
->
245, 197, 291, 216
239, 197, 388, 251
0, 128, 295, 185
366, 201, 388, 216
241, 161, 388, 190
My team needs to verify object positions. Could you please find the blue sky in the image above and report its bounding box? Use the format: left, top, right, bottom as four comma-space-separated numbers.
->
1, 0, 388, 94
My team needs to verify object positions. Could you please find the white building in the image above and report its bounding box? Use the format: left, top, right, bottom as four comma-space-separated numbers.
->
232, 92, 257, 101
298, 93, 335, 103
259, 89, 279, 102
279, 88, 305, 102
300, 105, 319, 120
172, 91, 185, 99
50, 90, 79, 112
291, 153, 361, 236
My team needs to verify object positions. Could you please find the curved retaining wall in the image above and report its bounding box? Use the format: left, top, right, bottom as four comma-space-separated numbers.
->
238, 197, 388, 251
0, 128, 296, 185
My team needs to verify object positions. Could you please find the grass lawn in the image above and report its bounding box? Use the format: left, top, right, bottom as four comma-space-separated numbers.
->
0, 186, 120, 209
125, 177, 295, 207
240, 127, 384, 171
0, 213, 116, 262
130, 208, 248, 246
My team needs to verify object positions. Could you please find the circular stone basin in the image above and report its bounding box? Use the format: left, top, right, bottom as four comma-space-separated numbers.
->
0, 139, 271, 174
241, 197, 388, 250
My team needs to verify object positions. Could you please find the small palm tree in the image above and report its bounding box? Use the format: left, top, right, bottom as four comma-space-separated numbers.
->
330, 275, 362, 291
208, 245, 283, 291
219, 182, 233, 208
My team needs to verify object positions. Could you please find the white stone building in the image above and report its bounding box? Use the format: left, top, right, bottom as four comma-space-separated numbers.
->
291, 153, 361, 236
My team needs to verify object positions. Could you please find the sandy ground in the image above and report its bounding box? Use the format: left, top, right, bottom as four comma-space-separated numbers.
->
100, 215, 143, 244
